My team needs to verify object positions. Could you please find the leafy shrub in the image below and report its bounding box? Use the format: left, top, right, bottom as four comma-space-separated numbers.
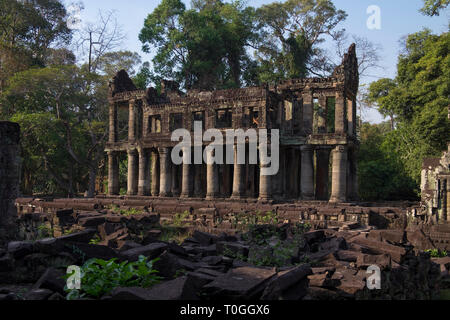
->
425, 249, 448, 258
64, 256, 162, 300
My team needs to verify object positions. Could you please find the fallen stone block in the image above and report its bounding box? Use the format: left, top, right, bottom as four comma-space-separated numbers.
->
335, 250, 363, 263
261, 265, 312, 300
202, 267, 276, 300
63, 242, 119, 262
349, 236, 407, 263
24, 288, 53, 301
216, 242, 249, 258
368, 230, 405, 245
7, 241, 34, 259
304, 230, 325, 244
58, 229, 97, 244
192, 231, 219, 246
78, 216, 106, 228
120, 242, 168, 262
261, 264, 312, 300
356, 254, 391, 270
110, 276, 199, 300
33, 268, 66, 295
406, 229, 434, 251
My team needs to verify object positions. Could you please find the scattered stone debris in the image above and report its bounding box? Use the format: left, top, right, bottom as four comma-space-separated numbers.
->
0, 211, 448, 301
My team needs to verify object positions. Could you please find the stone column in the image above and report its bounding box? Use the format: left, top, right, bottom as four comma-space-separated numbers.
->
128, 99, 136, 141
159, 147, 172, 197
231, 145, 245, 199
446, 180, 450, 222
316, 147, 331, 200
300, 146, 315, 200
258, 145, 272, 201
302, 91, 313, 135
0, 121, 20, 241
335, 91, 346, 134
151, 150, 160, 196
109, 102, 117, 143
138, 149, 150, 196
347, 98, 356, 136
107, 151, 119, 195
127, 149, 138, 196
330, 145, 348, 203
181, 147, 192, 198
206, 149, 219, 200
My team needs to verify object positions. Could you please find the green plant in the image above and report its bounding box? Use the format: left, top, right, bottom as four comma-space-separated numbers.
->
64, 256, 162, 300
158, 226, 191, 244
172, 211, 190, 227
37, 224, 53, 239
89, 235, 101, 245
425, 249, 448, 258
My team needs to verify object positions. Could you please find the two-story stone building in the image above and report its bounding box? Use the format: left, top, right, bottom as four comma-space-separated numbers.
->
105, 44, 359, 202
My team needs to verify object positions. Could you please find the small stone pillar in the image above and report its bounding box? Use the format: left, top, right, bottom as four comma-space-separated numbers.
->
159, 147, 172, 197
206, 149, 219, 200
258, 144, 272, 201
335, 91, 346, 134
107, 151, 119, 195
302, 91, 313, 135
128, 99, 136, 141
330, 145, 348, 203
231, 144, 245, 199
138, 149, 150, 196
127, 149, 139, 196
109, 102, 117, 143
316, 147, 331, 200
0, 121, 20, 241
181, 147, 192, 198
151, 150, 160, 196
300, 146, 315, 200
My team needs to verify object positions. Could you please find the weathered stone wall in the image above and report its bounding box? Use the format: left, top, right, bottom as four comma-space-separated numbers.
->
0, 122, 20, 242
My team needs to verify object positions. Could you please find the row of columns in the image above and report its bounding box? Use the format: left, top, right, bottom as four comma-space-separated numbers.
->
107, 144, 357, 202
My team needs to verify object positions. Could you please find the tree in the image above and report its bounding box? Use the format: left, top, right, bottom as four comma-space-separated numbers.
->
139, 0, 257, 90
420, 0, 449, 16
254, 0, 347, 83
367, 29, 450, 185
73, 9, 126, 73
2, 65, 108, 196
0, 0, 72, 91
358, 122, 418, 201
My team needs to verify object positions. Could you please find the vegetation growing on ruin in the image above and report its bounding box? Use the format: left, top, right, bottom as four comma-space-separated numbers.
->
64, 256, 162, 300
425, 248, 448, 258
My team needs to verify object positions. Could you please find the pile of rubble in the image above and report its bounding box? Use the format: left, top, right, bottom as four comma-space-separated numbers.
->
0, 211, 449, 300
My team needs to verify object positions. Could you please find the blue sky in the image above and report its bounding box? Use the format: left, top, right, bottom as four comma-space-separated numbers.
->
70, 0, 449, 123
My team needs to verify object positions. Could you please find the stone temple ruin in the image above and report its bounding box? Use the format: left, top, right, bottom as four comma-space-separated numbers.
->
105, 45, 359, 203
421, 144, 450, 223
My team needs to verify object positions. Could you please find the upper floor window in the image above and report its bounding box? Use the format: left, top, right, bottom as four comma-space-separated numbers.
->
215, 109, 232, 128
148, 115, 162, 134
170, 113, 184, 131
192, 111, 205, 130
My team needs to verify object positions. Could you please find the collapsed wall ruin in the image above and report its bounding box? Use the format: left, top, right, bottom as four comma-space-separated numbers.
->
0, 121, 20, 241
105, 45, 359, 203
